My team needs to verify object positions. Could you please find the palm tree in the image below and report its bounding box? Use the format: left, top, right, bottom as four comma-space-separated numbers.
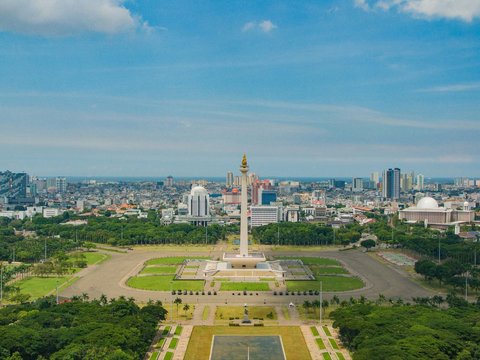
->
174, 297, 182, 316
99, 294, 108, 305
183, 304, 190, 316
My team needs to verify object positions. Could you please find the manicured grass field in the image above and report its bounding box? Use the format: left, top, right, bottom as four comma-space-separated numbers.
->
149, 351, 159, 360
215, 306, 277, 320
127, 275, 204, 291
202, 306, 210, 320
329, 338, 339, 350
278, 257, 341, 266
17, 276, 70, 299
164, 352, 174, 360
162, 326, 171, 335
145, 257, 208, 265
323, 353, 332, 360
81, 252, 109, 265
337, 352, 346, 360
169, 338, 178, 349
313, 267, 349, 275
323, 326, 332, 337
184, 326, 312, 360
155, 338, 166, 349
219, 282, 270, 291
286, 276, 363, 292
175, 326, 183, 336
141, 266, 177, 274
316, 338, 326, 350
311, 326, 320, 337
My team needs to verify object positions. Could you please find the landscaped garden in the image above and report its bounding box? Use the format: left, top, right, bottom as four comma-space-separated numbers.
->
215, 306, 277, 321
184, 326, 311, 360
278, 257, 364, 292
219, 282, 270, 291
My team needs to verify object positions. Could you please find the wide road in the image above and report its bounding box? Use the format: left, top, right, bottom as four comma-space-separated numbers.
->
62, 248, 435, 304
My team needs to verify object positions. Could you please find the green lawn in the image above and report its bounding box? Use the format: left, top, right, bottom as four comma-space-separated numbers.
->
17, 276, 70, 299
220, 282, 270, 291
82, 252, 109, 265
169, 338, 179, 350
215, 306, 277, 320
311, 326, 320, 337
316, 338, 326, 350
313, 267, 349, 275
184, 326, 312, 360
329, 338, 339, 350
278, 257, 341, 266
323, 353, 332, 360
127, 275, 204, 291
164, 352, 174, 360
155, 338, 166, 349
162, 326, 171, 336
323, 326, 332, 337
141, 266, 177, 274
202, 306, 210, 320
145, 257, 208, 265
175, 326, 183, 336
286, 276, 363, 292
337, 352, 346, 360
149, 351, 159, 360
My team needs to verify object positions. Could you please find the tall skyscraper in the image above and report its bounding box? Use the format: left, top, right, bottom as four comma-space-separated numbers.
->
187, 185, 210, 217
55, 177, 67, 193
226, 171, 234, 187
382, 168, 400, 200
352, 177, 363, 192
370, 172, 380, 186
165, 176, 174, 187
416, 174, 424, 190
0, 171, 28, 201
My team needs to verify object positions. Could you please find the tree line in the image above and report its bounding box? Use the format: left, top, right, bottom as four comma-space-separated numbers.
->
0, 296, 166, 360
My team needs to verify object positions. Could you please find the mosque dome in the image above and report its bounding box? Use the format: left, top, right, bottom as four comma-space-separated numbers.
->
416, 197, 439, 209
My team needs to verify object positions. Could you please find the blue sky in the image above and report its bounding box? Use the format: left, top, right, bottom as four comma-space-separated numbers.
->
0, 0, 479, 177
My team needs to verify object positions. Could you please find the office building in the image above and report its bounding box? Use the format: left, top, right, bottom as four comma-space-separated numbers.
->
382, 168, 400, 200
352, 177, 363, 192
55, 177, 67, 193
416, 174, 424, 191
250, 206, 280, 227
0, 171, 28, 202
188, 185, 210, 217
226, 171, 234, 187
165, 176, 174, 187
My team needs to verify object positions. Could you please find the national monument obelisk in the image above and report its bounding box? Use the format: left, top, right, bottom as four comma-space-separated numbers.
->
239, 153, 249, 257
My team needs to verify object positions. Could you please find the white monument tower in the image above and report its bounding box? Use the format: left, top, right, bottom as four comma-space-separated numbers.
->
239, 154, 249, 257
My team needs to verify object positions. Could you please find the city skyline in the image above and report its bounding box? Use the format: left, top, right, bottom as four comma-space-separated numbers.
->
1, 1, 479, 176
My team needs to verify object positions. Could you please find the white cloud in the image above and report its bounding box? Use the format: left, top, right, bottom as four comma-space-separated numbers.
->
418, 82, 480, 92
355, 0, 480, 22
0, 0, 149, 36
241, 20, 277, 33
242, 21, 256, 32
259, 20, 277, 33
354, 0, 371, 11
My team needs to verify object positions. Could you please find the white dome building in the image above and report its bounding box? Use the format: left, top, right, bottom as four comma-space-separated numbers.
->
399, 196, 474, 225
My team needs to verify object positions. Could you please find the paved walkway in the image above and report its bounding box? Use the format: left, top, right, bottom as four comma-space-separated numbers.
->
173, 325, 192, 360
301, 325, 323, 360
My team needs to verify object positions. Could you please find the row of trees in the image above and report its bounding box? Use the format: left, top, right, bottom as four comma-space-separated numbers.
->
251, 222, 362, 246
0, 296, 167, 360
331, 297, 480, 360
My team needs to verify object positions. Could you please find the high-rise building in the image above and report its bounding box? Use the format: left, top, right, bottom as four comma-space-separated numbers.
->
259, 189, 277, 205
382, 168, 400, 200
0, 171, 28, 201
226, 171, 234, 187
165, 176, 174, 187
187, 185, 210, 226
416, 174, 425, 190
352, 177, 363, 192
370, 172, 380, 187
251, 180, 272, 205
55, 177, 67, 193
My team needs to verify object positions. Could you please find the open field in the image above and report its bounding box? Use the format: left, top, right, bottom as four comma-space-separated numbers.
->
184, 326, 311, 360
215, 306, 277, 320
277, 257, 342, 266
127, 275, 204, 291
140, 266, 177, 274
287, 276, 364, 292
164, 303, 195, 321
18, 276, 71, 299
219, 282, 270, 291
81, 252, 109, 265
